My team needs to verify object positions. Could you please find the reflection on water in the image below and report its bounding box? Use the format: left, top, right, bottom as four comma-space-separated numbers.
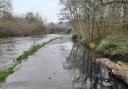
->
66, 43, 128, 89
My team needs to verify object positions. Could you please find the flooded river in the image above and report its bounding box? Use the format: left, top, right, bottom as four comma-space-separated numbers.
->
0, 35, 128, 89
0, 34, 61, 70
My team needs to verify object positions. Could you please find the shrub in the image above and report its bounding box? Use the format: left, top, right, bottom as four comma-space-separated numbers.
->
0, 14, 47, 38
72, 34, 78, 42
80, 37, 88, 45
97, 38, 119, 55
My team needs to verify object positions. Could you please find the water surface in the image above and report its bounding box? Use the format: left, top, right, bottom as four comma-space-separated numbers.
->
0, 34, 61, 70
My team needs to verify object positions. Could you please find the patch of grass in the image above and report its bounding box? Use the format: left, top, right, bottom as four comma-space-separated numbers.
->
0, 37, 59, 82
97, 39, 118, 54
16, 44, 43, 63
117, 42, 128, 55
17, 37, 58, 63
97, 35, 128, 61
97, 36, 128, 54
0, 65, 16, 81
79, 36, 90, 46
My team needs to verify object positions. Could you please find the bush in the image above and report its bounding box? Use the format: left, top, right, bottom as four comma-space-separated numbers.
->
80, 37, 88, 45
0, 14, 47, 38
97, 36, 119, 55
72, 34, 78, 42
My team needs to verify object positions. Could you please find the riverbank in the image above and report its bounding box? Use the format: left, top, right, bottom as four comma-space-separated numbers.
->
0, 34, 63, 70
97, 58, 128, 85
68, 42, 128, 89
72, 33, 128, 85
0, 36, 61, 82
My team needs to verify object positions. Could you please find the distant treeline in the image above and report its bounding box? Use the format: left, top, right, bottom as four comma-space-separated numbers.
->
47, 22, 72, 34
0, 12, 47, 38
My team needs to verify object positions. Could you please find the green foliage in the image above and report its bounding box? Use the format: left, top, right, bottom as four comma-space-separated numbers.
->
0, 65, 16, 81
16, 38, 58, 63
72, 32, 128, 61
97, 39, 118, 54
116, 42, 128, 55
80, 37, 89, 45
72, 34, 78, 42
16, 44, 42, 62
0, 37, 59, 81
97, 35, 128, 61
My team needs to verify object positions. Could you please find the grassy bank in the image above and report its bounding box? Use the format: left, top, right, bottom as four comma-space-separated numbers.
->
0, 37, 59, 82
72, 33, 128, 62
96, 35, 128, 62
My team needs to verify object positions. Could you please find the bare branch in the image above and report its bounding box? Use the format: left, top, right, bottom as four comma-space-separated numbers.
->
100, 0, 128, 5
0, 5, 6, 8
0, 10, 8, 14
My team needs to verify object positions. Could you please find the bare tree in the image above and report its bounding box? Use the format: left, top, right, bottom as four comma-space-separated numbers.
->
60, 0, 128, 42
0, 0, 12, 16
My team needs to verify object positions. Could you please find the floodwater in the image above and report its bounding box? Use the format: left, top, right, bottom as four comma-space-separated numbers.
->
0, 34, 61, 70
0, 35, 128, 89
1, 36, 74, 89
69, 43, 128, 89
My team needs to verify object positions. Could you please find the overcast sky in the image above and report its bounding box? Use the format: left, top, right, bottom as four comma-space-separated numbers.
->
12, 0, 60, 22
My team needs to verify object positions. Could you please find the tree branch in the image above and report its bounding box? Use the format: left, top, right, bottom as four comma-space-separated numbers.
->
99, 0, 128, 5
0, 5, 5, 8
0, 10, 8, 14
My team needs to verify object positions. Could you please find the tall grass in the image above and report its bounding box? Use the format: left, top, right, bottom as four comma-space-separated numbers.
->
0, 65, 16, 81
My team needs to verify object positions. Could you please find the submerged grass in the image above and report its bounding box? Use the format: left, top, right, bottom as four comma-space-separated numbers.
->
0, 37, 59, 82
16, 44, 44, 63
0, 65, 16, 81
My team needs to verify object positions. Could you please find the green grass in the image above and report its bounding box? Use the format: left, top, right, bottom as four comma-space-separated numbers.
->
16, 44, 44, 63
97, 36, 128, 54
0, 65, 16, 81
97, 39, 118, 54
80, 37, 90, 45
0, 37, 59, 82
96, 35, 128, 61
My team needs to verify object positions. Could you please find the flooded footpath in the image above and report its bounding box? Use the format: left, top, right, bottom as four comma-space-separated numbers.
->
0, 34, 61, 70
0, 35, 128, 89
0, 36, 74, 89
